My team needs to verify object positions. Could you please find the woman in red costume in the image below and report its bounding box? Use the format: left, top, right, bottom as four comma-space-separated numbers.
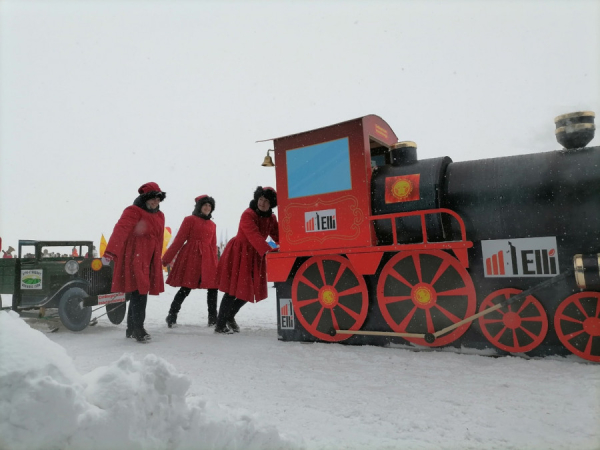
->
163, 195, 219, 327
214, 186, 279, 334
103, 182, 166, 343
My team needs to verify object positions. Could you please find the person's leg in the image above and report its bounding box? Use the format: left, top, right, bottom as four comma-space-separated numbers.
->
227, 299, 246, 332
166, 287, 191, 327
207, 289, 218, 326
131, 291, 150, 342
126, 295, 134, 338
214, 293, 235, 333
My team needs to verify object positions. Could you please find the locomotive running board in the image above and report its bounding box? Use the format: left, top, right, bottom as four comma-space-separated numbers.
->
333, 269, 574, 343
334, 330, 426, 338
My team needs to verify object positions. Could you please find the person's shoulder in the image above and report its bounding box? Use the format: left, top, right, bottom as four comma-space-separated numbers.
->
123, 204, 141, 216
241, 208, 256, 218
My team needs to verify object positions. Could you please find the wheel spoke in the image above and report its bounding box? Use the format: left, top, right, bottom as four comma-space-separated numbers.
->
337, 285, 364, 296
480, 317, 503, 325
317, 260, 326, 286
493, 326, 508, 340
519, 324, 540, 341
425, 309, 435, 333
520, 316, 544, 322
573, 298, 591, 319
336, 302, 361, 321
585, 334, 593, 355
299, 275, 320, 292
397, 306, 418, 331
437, 286, 469, 297
332, 263, 346, 287
566, 329, 586, 339
330, 309, 339, 330
429, 259, 450, 286
310, 306, 325, 328
381, 295, 412, 305
512, 329, 519, 347
516, 297, 534, 315
297, 297, 320, 308
557, 313, 583, 325
434, 304, 462, 324
412, 253, 423, 283
389, 270, 414, 289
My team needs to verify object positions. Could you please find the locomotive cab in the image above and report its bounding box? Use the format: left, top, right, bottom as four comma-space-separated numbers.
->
266, 115, 400, 280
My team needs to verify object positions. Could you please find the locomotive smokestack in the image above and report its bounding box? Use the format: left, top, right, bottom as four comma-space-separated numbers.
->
390, 141, 418, 165
554, 111, 595, 150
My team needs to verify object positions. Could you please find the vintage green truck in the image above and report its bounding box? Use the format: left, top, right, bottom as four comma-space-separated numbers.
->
0, 240, 126, 331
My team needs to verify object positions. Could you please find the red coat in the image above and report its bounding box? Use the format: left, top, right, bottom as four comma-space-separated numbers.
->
216, 208, 279, 302
163, 215, 218, 289
105, 205, 165, 295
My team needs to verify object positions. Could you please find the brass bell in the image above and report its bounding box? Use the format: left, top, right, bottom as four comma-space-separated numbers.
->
261, 149, 275, 167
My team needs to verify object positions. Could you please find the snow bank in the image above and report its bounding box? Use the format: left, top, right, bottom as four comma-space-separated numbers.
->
0, 311, 300, 450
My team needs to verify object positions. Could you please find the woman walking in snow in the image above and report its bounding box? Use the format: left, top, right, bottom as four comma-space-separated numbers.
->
163, 195, 219, 327
214, 186, 279, 334
103, 182, 166, 343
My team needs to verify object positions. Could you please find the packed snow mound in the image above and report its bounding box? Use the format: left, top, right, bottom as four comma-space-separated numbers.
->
0, 311, 301, 450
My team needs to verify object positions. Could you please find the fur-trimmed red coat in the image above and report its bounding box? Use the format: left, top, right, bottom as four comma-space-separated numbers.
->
105, 205, 165, 295
163, 215, 218, 289
216, 208, 279, 302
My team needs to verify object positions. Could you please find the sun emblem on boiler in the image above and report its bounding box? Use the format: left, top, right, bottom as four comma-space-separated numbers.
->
391, 179, 413, 200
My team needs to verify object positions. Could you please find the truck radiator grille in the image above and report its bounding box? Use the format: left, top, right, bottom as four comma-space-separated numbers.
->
80, 267, 112, 295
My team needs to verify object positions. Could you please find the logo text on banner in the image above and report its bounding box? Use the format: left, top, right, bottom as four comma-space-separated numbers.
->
305, 209, 337, 233
98, 292, 127, 305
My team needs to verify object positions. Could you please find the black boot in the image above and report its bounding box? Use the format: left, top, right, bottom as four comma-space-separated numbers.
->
207, 289, 218, 326
165, 312, 177, 328
166, 287, 191, 328
227, 299, 246, 333
227, 318, 239, 333
215, 294, 235, 334
132, 328, 151, 343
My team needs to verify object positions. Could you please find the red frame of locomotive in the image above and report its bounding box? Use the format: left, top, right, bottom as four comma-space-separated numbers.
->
267, 115, 471, 276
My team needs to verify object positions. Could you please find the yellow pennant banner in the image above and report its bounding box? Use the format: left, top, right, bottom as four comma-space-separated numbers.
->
99, 234, 107, 257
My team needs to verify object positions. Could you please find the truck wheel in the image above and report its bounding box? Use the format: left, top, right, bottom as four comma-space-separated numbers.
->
58, 287, 92, 331
106, 302, 126, 324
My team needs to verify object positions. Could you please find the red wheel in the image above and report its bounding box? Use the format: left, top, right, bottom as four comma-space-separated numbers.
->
478, 288, 548, 353
292, 255, 368, 342
376, 250, 476, 347
554, 292, 600, 362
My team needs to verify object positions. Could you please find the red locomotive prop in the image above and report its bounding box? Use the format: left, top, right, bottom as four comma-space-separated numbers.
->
264, 112, 600, 363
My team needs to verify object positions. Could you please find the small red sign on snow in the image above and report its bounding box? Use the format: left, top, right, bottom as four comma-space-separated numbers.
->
98, 292, 126, 305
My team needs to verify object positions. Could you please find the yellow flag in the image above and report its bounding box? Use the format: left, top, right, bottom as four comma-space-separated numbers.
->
100, 234, 107, 257
162, 227, 172, 272
162, 227, 172, 256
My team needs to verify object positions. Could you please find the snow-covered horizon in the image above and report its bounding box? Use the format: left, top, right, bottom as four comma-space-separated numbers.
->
2, 282, 599, 450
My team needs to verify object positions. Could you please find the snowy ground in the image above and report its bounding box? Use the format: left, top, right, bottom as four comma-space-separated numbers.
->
2, 281, 600, 450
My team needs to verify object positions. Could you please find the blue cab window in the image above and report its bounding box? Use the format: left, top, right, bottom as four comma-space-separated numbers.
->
287, 138, 352, 199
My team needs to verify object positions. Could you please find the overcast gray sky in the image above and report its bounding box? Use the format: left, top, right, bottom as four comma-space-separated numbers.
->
1, 0, 599, 250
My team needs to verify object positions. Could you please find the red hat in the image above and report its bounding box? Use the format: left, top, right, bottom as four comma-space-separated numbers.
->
138, 182, 166, 201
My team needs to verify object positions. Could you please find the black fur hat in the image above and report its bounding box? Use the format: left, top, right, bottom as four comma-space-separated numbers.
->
253, 186, 277, 209
194, 195, 215, 213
